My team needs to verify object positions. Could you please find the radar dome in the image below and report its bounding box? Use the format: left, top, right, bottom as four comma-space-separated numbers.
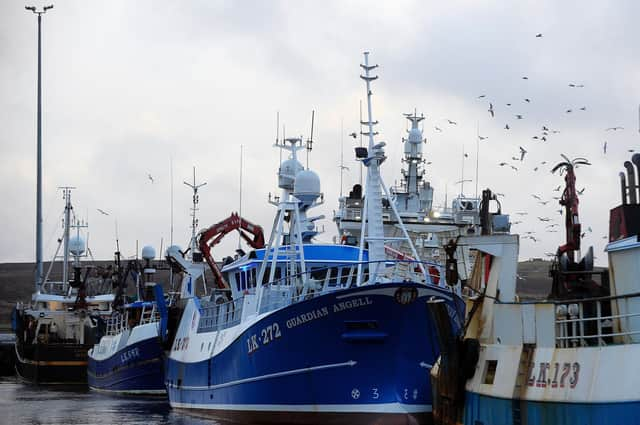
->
68, 236, 85, 256
278, 158, 304, 191
141, 245, 156, 260
294, 169, 321, 204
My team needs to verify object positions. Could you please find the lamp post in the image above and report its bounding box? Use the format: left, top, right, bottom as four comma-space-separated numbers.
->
26, 4, 54, 292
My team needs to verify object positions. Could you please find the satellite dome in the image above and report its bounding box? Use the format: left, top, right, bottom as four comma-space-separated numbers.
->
278, 158, 304, 191
141, 245, 156, 261
294, 169, 321, 204
407, 127, 422, 144
68, 236, 85, 256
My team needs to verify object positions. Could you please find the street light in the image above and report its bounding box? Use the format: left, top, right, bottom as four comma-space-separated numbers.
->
26, 4, 54, 291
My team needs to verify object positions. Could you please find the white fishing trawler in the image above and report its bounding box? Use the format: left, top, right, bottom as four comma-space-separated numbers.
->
334, 110, 481, 285
430, 154, 640, 425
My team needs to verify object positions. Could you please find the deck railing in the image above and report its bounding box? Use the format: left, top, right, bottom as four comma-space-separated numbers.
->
554, 291, 640, 347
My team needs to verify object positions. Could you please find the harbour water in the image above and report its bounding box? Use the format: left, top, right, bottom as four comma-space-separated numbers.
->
0, 377, 224, 425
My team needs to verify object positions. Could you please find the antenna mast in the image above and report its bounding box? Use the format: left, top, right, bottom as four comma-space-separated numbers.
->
183, 166, 207, 257
475, 120, 480, 198
306, 110, 315, 169
238, 145, 243, 249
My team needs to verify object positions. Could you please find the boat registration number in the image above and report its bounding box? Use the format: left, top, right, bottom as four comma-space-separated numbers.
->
527, 361, 580, 389
247, 322, 282, 355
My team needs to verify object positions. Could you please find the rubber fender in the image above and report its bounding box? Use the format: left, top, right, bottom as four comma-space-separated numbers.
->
461, 338, 480, 380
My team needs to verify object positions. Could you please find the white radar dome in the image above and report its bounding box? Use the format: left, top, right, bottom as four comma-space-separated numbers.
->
141, 245, 156, 260
68, 236, 85, 256
294, 169, 321, 204
278, 158, 304, 191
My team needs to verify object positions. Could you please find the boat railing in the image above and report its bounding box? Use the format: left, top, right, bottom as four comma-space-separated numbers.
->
197, 296, 244, 333
105, 312, 128, 336
139, 305, 159, 325
554, 291, 640, 347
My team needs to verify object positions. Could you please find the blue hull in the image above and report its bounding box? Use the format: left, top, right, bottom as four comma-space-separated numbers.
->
88, 336, 165, 395
167, 283, 464, 424
465, 391, 640, 425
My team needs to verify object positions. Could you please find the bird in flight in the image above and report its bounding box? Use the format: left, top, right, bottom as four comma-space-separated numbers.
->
479, 135, 488, 141
540, 161, 547, 165
603, 141, 607, 154
566, 109, 573, 113
569, 83, 585, 88
516, 114, 524, 120
522, 76, 529, 80
447, 119, 457, 125
147, 174, 155, 183
519, 146, 527, 161
535, 33, 543, 38
434, 126, 442, 132
488, 103, 494, 118
538, 217, 551, 222
577, 187, 585, 195
348, 132, 357, 138
605, 126, 624, 131
96, 208, 109, 216
499, 162, 507, 166
505, 124, 510, 130
553, 185, 561, 191
532, 194, 542, 200
506, 103, 512, 107
510, 165, 519, 171
539, 201, 550, 205
477, 95, 486, 99
524, 98, 531, 103
579, 106, 587, 111
542, 126, 549, 131
516, 212, 529, 216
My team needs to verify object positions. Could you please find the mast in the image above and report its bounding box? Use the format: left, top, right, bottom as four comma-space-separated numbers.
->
183, 166, 206, 257
26, 4, 54, 291
59, 186, 75, 290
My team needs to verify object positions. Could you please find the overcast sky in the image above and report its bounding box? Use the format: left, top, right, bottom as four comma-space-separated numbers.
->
1, 1, 639, 267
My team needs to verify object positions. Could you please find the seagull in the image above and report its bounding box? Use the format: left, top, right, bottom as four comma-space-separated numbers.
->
512, 156, 520, 161
579, 106, 587, 111
524, 98, 531, 103
447, 119, 458, 125
506, 103, 512, 106
541, 136, 547, 142
603, 141, 607, 154
577, 187, 585, 195
553, 185, 561, 191
479, 135, 488, 141
516, 114, 524, 120
538, 217, 551, 222
96, 208, 109, 216
566, 109, 573, 113
434, 126, 443, 132
512, 220, 522, 225
510, 165, 519, 171
542, 126, 549, 131
495, 193, 505, 197
522, 76, 529, 80
348, 132, 357, 138
629, 149, 636, 153
488, 103, 494, 118
535, 33, 543, 38
533, 136, 539, 140
147, 173, 155, 183
516, 212, 529, 216
540, 161, 547, 165
505, 124, 510, 130
546, 223, 559, 228
533, 166, 539, 171
552, 130, 561, 134
532, 194, 542, 200
519, 146, 527, 161
499, 162, 508, 166
477, 95, 486, 99
557, 209, 563, 215
464, 153, 469, 158
605, 126, 623, 131
539, 201, 550, 205
587, 226, 593, 232
568, 83, 576, 87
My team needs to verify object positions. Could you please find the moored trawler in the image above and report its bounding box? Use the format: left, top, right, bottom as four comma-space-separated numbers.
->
165, 52, 465, 425
14, 188, 115, 384
430, 153, 640, 425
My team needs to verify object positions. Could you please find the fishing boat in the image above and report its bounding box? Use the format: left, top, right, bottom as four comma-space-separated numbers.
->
165, 52, 465, 425
87, 169, 210, 394
87, 244, 205, 394
334, 110, 481, 285
430, 154, 640, 425
13, 188, 115, 384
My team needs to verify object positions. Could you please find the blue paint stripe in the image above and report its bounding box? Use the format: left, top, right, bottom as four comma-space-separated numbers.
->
465, 391, 640, 425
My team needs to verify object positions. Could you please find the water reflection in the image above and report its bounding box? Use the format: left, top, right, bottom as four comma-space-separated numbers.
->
0, 377, 221, 425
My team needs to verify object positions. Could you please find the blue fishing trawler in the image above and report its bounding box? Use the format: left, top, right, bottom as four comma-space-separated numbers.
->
430, 153, 640, 425
165, 53, 465, 424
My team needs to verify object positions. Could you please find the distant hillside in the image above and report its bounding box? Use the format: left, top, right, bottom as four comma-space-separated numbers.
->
0, 259, 564, 328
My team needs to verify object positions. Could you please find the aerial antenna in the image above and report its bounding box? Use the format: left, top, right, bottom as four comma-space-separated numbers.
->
238, 145, 244, 249
460, 143, 466, 196
339, 117, 349, 197
475, 120, 480, 198
114, 219, 120, 254
183, 166, 207, 257
170, 156, 174, 246
359, 99, 363, 186
306, 110, 315, 169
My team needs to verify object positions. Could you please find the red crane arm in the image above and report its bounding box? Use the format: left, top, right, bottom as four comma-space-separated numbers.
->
197, 212, 265, 289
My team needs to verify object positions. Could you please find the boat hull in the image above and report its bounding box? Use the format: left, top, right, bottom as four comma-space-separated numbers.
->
15, 341, 88, 384
465, 391, 640, 425
167, 283, 464, 424
88, 334, 165, 395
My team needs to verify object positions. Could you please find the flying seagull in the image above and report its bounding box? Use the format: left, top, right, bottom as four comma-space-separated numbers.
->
488, 103, 494, 117
504, 124, 510, 130
479, 135, 488, 141
603, 141, 607, 154
96, 208, 109, 216
147, 173, 155, 183
348, 132, 357, 138
516, 114, 524, 120
447, 119, 458, 125
477, 95, 486, 99
434, 126, 443, 132
535, 33, 543, 38
579, 106, 587, 111
605, 126, 624, 131
532, 194, 542, 200
519, 146, 527, 161
524, 98, 531, 103
522, 76, 529, 80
